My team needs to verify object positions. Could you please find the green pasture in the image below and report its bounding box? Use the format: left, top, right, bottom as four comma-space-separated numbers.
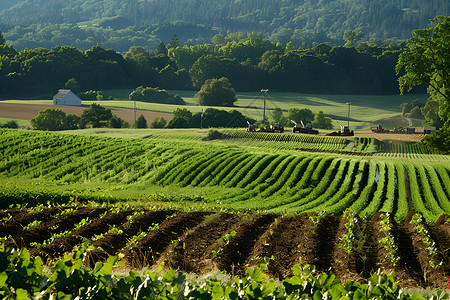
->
1, 90, 428, 131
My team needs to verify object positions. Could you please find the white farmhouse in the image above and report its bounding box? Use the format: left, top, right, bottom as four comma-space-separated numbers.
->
53, 89, 81, 106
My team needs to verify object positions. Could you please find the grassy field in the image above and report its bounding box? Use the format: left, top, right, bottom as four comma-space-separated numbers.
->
1, 89, 428, 131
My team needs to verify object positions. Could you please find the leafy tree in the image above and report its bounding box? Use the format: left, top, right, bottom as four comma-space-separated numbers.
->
85, 45, 124, 64
30, 108, 67, 131
167, 117, 189, 128
150, 116, 167, 128
421, 100, 442, 127
287, 107, 314, 124
134, 115, 148, 128
195, 77, 237, 106
311, 110, 333, 129
156, 41, 168, 56
109, 115, 128, 128
400, 102, 413, 116
167, 34, 181, 48
211, 34, 226, 46
409, 106, 424, 119
172, 108, 192, 121
343, 30, 365, 48
0, 30, 5, 46
64, 78, 81, 94
79, 90, 104, 100
396, 16, 450, 153
129, 86, 185, 104
271, 107, 289, 126
80, 103, 113, 128
0, 120, 19, 129
64, 114, 80, 130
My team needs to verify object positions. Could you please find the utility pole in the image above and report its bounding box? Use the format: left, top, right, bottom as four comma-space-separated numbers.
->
346, 102, 351, 128
134, 99, 137, 124
261, 89, 268, 122
200, 109, 203, 129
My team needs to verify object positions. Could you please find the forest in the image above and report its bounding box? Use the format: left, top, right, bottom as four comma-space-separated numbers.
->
0, 0, 448, 52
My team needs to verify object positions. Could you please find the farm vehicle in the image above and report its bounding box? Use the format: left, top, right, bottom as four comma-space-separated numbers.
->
257, 123, 285, 133
327, 121, 354, 136
268, 123, 285, 133
392, 123, 415, 134
370, 123, 416, 134
246, 121, 256, 132
245, 122, 285, 133
291, 120, 319, 134
371, 125, 390, 133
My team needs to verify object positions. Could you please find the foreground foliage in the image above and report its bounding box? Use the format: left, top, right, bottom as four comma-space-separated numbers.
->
397, 16, 450, 154
0, 243, 446, 299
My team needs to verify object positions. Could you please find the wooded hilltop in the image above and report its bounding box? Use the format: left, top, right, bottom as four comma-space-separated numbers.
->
0, 0, 448, 52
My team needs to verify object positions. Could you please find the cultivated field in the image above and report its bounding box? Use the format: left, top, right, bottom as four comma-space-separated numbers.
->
1, 127, 449, 291
0, 102, 173, 126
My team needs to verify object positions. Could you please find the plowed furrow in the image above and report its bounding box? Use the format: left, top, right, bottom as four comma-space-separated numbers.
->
217, 214, 276, 276
91, 210, 176, 256
124, 211, 210, 268
246, 214, 314, 279
169, 213, 242, 273
4, 207, 99, 248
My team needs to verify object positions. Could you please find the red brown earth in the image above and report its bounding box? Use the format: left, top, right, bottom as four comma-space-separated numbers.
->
0, 102, 173, 125
1, 207, 449, 289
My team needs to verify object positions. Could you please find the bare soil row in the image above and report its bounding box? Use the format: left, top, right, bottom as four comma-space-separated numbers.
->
1, 207, 449, 289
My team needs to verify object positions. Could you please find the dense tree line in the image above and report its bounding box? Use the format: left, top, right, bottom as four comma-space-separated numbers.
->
30, 104, 131, 131
0, 34, 408, 98
0, 0, 447, 51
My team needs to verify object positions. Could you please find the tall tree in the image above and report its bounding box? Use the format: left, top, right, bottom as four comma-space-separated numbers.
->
396, 16, 450, 153
195, 77, 237, 106
167, 34, 181, 48
343, 30, 364, 48
156, 41, 168, 56
30, 108, 67, 131
0, 30, 5, 45
80, 103, 113, 128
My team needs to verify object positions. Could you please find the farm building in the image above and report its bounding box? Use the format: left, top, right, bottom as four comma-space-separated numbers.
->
53, 89, 81, 106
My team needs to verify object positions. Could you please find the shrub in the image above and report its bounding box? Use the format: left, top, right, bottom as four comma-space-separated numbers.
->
1, 120, 19, 128
150, 117, 167, 128
78, 90, 104, 100
129, 86, 185, 105
134, 115, 148, 128
202, 129, 227, 141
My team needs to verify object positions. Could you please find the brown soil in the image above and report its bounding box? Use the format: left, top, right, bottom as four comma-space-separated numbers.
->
0, 102, 173, 124
1, 207, 449, 289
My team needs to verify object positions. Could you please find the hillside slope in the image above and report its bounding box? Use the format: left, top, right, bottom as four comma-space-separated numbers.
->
1, 0, 448, 44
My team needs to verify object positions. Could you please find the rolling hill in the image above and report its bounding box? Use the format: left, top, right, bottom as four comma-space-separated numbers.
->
0, 0, 448, 51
